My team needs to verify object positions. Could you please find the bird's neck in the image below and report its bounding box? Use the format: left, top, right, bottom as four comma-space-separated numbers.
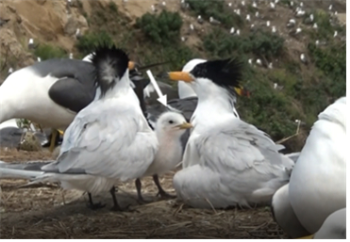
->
102, 78, 132, 100
0, 93, 16, 123
192, 94, 236, 128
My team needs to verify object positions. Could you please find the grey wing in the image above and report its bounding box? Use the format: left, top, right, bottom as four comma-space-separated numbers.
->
196, 119, 291, 178
43, 103, 158, 181
49, 77, 96, 113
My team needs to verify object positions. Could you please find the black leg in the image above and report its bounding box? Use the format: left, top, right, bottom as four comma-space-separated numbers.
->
110, 186, 123, 211
153, 174, 176, 199
135, 178, 149, 203
87, 192, 105, 210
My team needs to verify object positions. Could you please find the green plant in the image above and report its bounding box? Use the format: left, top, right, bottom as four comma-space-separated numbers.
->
75, 31, 114, 55
108, 1, 118, 13
136, 10, 183, 46
186, 0, 243, 27
33, 44, 67, 60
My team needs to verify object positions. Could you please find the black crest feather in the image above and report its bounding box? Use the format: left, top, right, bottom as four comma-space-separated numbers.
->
92, 44, 129, 96
190, 58, 243, 89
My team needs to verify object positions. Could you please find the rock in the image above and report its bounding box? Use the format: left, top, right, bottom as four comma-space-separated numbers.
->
18, 131, 42, 151
64, 15, 88, 36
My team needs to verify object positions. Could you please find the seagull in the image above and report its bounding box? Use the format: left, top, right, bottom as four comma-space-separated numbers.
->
0, 46, 159, 211
248, 59, 253, 65
299, 1, 303, 7
334, 31, 338, 38
228, 2, 232, 7
268, 62, 273, 69
296, 9, 305, 17
270, 2, 275, 10
160, 1, 166, 9
252, 2, 257, 8
236, 29, 240, 35
304, 14, 314, 24
8, 67, 13, 74
0, 52, 148, 153
289, 27, 302, 36
135, 112, 193, 202
241, 0, 245, 6
167, 58, 294, 209
315, 40, 319, 46
37, 57, 41, 62
300, 53, 307, 64
290, 1, 294, 7
246, 14, 251, 22
255, 11, 259, 18
234, 9, 241, 16
151, 4, 156, 12
197, 15, 203, 24
272, 97, 346, 238
75, 28, 81, 39
328, 4, 333, 11
209, 16, 221, 25
181, 36, 187, 42
266, 20, 270, 27
256, 59, 262, 66
28, 38, 35, 49
69, 53, 73, 59
313, 23, 318, 29
287, 19, 296, 28
189, 24, 195, 32
250, 24, 255, 30
229, 27, 235, 34
272, 26, 277, 33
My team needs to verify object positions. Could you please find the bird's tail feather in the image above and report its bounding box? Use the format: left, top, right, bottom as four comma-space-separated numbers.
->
0, 161, 54, 180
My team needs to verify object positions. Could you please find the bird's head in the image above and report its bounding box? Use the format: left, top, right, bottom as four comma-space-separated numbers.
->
168, 58, 249, 101
155, 112, 193, 137
92, 45, 135, 96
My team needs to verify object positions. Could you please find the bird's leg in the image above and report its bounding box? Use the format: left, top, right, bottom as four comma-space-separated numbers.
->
86, 193, 105, 210
153, 174, 176, 199
110, 186, 126, 211
49, 129, 57, 153
135, 178, 150, 204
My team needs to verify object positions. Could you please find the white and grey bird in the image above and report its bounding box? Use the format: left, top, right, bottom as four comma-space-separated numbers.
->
270, 2, 275, 9
334, 31, 338, 38
246, 14, 251, 22
248, 59, 253, 65
299, 1, 303, 7
266, 20, 271, 27
37, 57, 41, 62
256, 59, 262, 66
228, 2, 232, 8
229, 27, 235, 34
135, 112, 193, 202
313, 23, 318, 29
69, 53, 73, 59
287, 18, 296, 28
328, 4, 333, 11
8, 67, 13, 74
209, 16, 221, 25
296, 9, 305, 17
181, 36, 187, 42
289, 27, 302, 36
252, 1, 257, 8
236, 29, 240, 35
28, 38, 35, 49
268, 62, 273, 69
75, 28, 81, 39
300, 53, 308, 64
167, 59, 294, 209
197, 15, 203, 24
272, 97, 346, 238
0, 46, 159, 211
234, 9, 241, 16
272, 26, 277, 33
241, 0, 245, 6
255, 11, 259, 18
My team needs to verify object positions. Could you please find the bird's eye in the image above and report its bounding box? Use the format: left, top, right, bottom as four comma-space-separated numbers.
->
168, 120, 174, 124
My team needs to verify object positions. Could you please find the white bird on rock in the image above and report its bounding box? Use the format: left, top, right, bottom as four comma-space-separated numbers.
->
167, 58, 294, 209
272, 97, 346, 238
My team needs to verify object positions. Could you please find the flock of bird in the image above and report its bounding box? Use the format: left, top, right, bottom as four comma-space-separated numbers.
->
0, 0, 346, 240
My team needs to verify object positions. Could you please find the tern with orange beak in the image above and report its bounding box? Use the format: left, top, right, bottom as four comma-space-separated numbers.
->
167, 58, 294, 209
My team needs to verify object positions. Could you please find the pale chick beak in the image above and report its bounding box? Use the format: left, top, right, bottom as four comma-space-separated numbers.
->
297, 234, 314, 239
176, 122, 193, 130
168, 71, 194, 83
128, 61, 135, 70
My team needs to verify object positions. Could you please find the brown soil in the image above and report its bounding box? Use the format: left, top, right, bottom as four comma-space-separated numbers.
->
0, 148, 287, 239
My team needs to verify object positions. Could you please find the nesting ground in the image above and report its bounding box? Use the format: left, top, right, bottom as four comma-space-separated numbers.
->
0, 148, 287, 239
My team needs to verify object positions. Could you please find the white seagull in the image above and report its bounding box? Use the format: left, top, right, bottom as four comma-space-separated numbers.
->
135, 111, 193, 202
272, 97, 346, 238
167, 58, 294, 209
0, 46, 159, 211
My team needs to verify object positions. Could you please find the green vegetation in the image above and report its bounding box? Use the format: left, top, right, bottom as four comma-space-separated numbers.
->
203, 29, 285, 60
75, 31, 114, 56
108, 1, 118, 13
33, 44, 67, 60
136, 10, 183, 45
186, 0, 243, 27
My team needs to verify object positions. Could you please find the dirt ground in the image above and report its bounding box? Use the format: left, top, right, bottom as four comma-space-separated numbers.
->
0, 148, 287, 239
